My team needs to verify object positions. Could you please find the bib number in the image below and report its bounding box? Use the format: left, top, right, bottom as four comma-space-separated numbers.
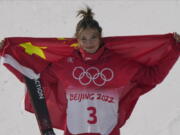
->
87, 107, 97, 124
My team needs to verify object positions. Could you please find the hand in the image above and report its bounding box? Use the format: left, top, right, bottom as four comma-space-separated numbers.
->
173, 32, 180, 42
0, 39, 5, 49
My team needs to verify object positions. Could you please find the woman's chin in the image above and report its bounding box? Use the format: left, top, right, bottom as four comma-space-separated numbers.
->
85, 49, 97, 54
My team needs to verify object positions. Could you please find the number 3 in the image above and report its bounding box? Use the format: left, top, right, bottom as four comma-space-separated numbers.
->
87, 107, 97, 124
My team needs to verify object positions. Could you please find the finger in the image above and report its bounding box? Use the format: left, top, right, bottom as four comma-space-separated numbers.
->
173, 32, 180, 42
0, 40, 5, 49
173, 32, 177, 39
174, 32, 178, 37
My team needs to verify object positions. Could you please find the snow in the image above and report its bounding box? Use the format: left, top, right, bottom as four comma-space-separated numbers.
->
0, 0, 180, 135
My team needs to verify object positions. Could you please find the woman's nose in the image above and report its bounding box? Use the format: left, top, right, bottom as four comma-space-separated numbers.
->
84, 39, 92, 46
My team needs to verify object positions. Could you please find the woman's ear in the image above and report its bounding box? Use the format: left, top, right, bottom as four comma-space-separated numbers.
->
77, 39, 81, 47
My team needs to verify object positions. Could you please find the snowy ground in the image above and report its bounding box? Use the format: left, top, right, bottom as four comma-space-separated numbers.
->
0, 0, 180, 135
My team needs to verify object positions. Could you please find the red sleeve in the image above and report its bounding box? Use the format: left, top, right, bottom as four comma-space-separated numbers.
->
42, 64, 67, 130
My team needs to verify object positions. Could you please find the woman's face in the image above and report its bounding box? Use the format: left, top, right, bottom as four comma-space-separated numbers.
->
77, 28, 101, 54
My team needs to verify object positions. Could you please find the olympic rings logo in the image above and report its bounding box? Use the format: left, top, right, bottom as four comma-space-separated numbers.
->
72, 66, 114, 86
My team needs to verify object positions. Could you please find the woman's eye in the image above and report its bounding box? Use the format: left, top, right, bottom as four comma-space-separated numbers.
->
91, 36, 97, 40
80, 38, 86, 41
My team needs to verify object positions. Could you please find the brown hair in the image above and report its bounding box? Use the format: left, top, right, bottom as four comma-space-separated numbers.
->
75, 6, 102, 38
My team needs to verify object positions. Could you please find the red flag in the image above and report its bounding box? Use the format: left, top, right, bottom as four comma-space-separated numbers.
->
0, 33, 179, 133
0, 37, 77, 80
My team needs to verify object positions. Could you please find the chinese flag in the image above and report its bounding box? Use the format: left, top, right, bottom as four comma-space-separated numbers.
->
0, 33, 179, 130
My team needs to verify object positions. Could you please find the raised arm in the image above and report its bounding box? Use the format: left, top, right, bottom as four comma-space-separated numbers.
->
134, 33, 179, 92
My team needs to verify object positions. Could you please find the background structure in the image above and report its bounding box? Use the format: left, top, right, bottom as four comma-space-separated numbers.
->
0, 0, 180, 135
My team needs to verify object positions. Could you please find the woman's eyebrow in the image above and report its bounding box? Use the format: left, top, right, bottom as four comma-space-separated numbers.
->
91, 33, 99, 37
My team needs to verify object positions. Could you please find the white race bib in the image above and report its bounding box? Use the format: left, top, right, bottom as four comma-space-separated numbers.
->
66, 90, 119, 135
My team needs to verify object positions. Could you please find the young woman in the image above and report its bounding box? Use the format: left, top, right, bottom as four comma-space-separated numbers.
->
0, 7, 180, 135
33, 7, 179, 135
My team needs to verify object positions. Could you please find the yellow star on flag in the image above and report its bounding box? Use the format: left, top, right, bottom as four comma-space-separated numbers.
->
70, 43, 79, 48
19, 42, 47, 59
57, 37, 65, 40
